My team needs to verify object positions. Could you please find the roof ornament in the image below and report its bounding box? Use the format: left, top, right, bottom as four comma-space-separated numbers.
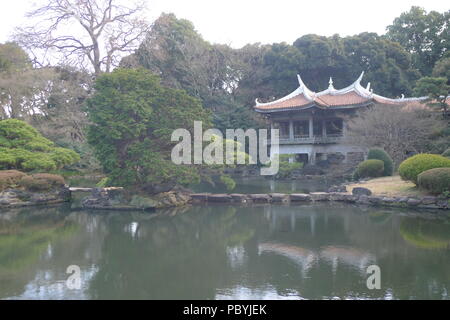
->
366, 82, 371, 91
297, 74, 314, 101
401, 94, 405, 99
297, 74, 306, 88
328, 77, 334, 89
255, 98, 261, 106
356, 71, 364, 85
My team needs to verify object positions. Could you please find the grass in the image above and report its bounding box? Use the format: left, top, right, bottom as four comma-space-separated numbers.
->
346, 176, 428, 197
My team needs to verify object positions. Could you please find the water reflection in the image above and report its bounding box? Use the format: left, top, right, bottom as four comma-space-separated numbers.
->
0, 203, 449, 299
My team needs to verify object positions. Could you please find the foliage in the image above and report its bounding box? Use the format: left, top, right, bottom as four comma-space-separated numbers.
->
398, 154, 450, 184
0, 42, 30, 73
220, 175, 236, 191
442, 148, 450, 158
0, 119, 79, 171
0, 170, 27, 191
413, 77, 449, 118
267, 155, 303, 179
386, 6, 449, 76
367, 148, 394, 176
129, 13, 262, 131
353, 159, 385, 180
417, 168, 450, 195
86, 68, 212, 191
235, 32, 419, 106
19, 173, 65, 192
96, 177, 110, 188
346, 104, 446, 166
432, 54, 450, 81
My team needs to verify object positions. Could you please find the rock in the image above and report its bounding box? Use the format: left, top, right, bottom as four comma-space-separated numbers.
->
421, 196, 437, 205
356, 195, 370, 204
230, 194, 248, 203
270, 193, 289, 203
328, 185, 347, 193
129, 195, 159, 209
249, 194, 271, 203
290, 193, 312, 202
381, 197, 396, 203
397, 197, 410, 203
407, 198, 422, 206
190, 193, 210, 202
310, 192, 330, 201
436, 200, 449, 209
352, 187, 372, 196
329, 193, 349, 201
368, 196, 383, 205
208, 194, 233, 202
0, 187, 70, 208
342, 194, 357, 203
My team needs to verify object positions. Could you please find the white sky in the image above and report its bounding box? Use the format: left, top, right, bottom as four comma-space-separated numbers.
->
0, 0, 448, 48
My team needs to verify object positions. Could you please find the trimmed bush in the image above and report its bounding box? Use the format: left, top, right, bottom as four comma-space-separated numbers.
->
353, 159, 384, 180
398, 154, 450, 184
368, 148, 394, 176
0, 170, 27, 191
19, 173, 65, 192
442, 148, 450, 158
417, 168, 450, 195
0, 119, 80, 171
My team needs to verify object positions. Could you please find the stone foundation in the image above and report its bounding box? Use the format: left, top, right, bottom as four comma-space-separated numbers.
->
0, 187, 71, 208
189, 192, 449, 210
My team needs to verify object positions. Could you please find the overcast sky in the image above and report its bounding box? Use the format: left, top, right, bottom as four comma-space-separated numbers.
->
0, 0, 448, 48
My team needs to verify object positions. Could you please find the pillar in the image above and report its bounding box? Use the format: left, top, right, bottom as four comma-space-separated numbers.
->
342, 119, 346, 137
289, 120, 294, 140
309, 117, 313, 138
322, 119, 327, 137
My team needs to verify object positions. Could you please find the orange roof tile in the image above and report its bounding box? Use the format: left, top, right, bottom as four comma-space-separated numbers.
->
315, 91, 370, 107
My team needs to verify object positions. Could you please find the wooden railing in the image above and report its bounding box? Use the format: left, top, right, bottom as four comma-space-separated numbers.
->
271, 134, 343, 145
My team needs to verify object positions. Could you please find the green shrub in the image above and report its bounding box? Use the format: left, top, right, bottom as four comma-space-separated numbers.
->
368, 148, 394, 176
19, 173, 65, 192
353, 159, 384, 180
96, 177, 110, 188
0, 170, 27, 191
398, 154, 450, 184
442, 148, 450, 158
220, 174, 236, 191
0, 119, 80, 172
417, 168, 450, 195
276, 155, 303, 179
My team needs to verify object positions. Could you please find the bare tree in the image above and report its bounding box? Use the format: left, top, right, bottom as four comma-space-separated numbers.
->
14, 0, 149, 75
345, 104, 446, 166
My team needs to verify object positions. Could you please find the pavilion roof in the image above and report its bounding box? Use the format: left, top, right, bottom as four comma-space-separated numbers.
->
254, 72, 426, 112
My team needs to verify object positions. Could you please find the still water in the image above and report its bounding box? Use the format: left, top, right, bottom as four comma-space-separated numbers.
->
1, 203, 450, 300
190, 176, 339, 194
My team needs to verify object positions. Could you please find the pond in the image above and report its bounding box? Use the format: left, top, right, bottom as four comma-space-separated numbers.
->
0, 203, 449, 300
189, 176, 341, 194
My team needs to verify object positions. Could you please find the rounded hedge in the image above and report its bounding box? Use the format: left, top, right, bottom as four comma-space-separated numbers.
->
0, 119, 80, 172
367, 148, 394, 176
0, 170, 27, 191
442, 148, 450, 158
354, 159, 384, 180
398, 154, 450, 184
19, 173, 65, 192
417, 168, 450, 195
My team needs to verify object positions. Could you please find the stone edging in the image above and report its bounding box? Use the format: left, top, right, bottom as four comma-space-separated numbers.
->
190, 192, 449, 210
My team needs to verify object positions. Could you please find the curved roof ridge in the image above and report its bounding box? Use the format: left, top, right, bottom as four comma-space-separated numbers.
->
255, 74, 315, 106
